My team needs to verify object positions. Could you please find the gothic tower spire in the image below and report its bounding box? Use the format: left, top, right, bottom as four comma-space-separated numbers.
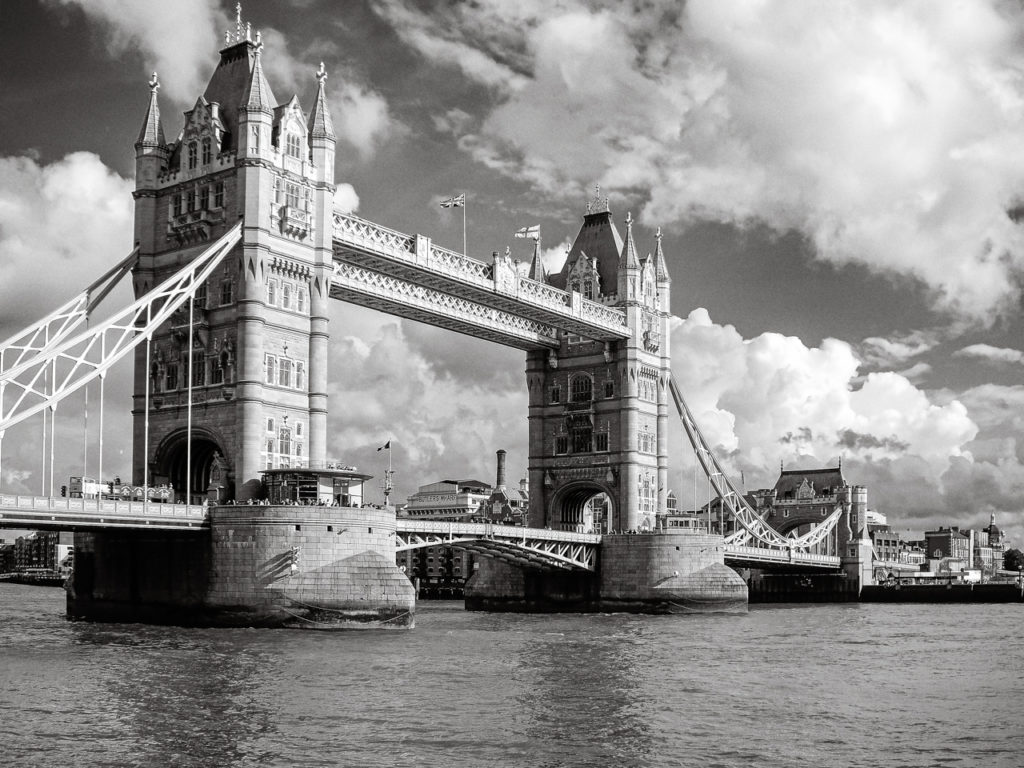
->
308, 62, 336, 141
528, 237, 548, 283
136, 72, 166, 148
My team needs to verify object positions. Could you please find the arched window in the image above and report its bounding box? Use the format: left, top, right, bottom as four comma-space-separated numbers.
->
279, 427, 292, 456
570, 375, 592, 403
286, 133, 302, 159
570, 280, 580, 293
187, 142, 198, 170
583, 280, 594, 300
267, 279, 277, 305
201, 137, 211, 165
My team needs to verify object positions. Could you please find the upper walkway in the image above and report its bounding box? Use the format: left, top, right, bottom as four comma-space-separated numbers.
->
332, 212, 630, 350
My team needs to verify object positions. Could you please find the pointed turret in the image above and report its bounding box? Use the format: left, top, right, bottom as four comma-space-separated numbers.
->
136, 72, 166, 148
308, 62, 336, 142
652, 226, 671, 284
307, 63, 336, 186
617, 211, 642, 302
240, 33, 275, 114
527, 238, 548, 283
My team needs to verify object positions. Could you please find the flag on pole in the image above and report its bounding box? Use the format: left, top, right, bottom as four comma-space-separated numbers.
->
514, 225, 540, 240
439, 193, 465, 208
377, 440, 391, 451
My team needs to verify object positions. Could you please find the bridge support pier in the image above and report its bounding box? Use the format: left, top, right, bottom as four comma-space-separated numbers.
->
466, 532, 747, 613
67, 504, 414, 628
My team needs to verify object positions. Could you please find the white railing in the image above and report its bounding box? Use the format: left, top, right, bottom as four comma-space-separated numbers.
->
726, 544, 840, 567
0, 494, 207, 520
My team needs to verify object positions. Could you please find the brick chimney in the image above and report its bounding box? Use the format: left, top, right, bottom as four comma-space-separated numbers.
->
495, 449, 507, 491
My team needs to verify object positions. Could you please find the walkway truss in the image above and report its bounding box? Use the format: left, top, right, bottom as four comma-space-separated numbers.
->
396, 520, 601, 572
669, 376, 842, 567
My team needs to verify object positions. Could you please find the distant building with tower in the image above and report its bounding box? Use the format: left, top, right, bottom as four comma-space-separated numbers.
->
747, 465, 867, 557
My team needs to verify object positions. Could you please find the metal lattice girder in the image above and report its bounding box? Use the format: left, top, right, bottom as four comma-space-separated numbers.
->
669, 375, 842, 553
332, 212, 629, 341
331, 262, 561, 350
0, 247, 138, 381
0, 224, 241, 433
395, 520, 600, 571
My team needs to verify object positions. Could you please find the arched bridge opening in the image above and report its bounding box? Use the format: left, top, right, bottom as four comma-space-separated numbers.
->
154, 429, 229, 505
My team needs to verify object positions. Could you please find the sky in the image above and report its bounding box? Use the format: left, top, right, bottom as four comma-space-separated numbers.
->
1, 0, 1024, 545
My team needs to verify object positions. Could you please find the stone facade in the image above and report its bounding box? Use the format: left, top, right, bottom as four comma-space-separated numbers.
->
528, 198, 672, 533
67, 505, 414, 627
131, 21, 336, 502
465, 532, 747, 613
748, 466, 867, 557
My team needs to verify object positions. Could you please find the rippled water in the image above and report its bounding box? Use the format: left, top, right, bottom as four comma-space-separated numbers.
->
1, 584, 1022, 767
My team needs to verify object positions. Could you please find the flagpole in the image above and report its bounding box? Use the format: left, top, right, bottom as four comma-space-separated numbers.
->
463, 197, 467, 256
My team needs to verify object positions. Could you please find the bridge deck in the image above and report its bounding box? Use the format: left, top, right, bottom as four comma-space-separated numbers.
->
332, 213, 630, 347
0, 495, 207, 531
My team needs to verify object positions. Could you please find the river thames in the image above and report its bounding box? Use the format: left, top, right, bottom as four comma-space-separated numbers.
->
1, 583, 1021, 767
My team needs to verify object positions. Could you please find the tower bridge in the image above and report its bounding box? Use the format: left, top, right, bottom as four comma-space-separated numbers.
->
0, 7, 867, 625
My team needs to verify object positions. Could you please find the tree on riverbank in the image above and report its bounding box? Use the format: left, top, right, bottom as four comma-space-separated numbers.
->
1003, 548, 1024, 572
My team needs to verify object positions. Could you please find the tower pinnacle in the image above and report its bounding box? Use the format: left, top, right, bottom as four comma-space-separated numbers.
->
309, 61, 336, 141
136, 71, 166, 147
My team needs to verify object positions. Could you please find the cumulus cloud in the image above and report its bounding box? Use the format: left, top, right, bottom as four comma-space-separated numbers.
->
380, 0, 1024, 322
669, 309, 1024, 541
859, 329, 944, 369
0, 152, 134, 328
0, 152, 137, 491
333, 183, 360, 214
324, 305, 528, 499
953, 343, 1024, 365
45, 0, 222, 103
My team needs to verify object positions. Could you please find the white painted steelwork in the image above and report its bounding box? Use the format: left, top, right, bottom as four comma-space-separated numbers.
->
395, 519, 601, 571
0, 248, 138, 382
0, 224, 241, 434
669, 375, 841, 564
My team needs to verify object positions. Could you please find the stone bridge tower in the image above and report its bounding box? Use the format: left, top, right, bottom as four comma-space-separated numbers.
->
526, 192, 671, 533
131, 10, 336, 502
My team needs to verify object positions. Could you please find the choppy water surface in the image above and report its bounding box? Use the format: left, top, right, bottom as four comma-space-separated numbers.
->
1, 584, 1021, 767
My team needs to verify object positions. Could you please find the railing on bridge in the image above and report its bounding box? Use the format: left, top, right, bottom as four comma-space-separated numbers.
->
0, 494, 208, 531
724, 544, 840, 569
332, 212, 629, 341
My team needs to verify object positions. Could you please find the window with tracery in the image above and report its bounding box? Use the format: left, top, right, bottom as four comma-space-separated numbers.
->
570, 375, 592, 403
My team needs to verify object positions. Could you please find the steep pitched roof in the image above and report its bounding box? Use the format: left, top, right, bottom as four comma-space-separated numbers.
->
773, 467, 847, 497
551, 209, 623, 292
201, 38, 277, 151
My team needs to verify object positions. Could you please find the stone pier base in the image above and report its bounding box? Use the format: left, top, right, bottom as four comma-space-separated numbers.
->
67, 504, 415, 629
466, 532, 747, 614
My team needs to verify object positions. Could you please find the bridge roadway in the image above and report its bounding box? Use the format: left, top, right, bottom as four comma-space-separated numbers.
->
0, 494, 206, 531
0, 496, 842, 571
